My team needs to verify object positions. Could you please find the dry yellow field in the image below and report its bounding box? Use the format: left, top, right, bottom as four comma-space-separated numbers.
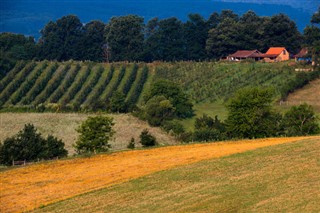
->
0, 136, 315, 213
0, 113, 178, 154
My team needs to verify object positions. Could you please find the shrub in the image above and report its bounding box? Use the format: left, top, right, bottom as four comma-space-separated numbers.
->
139, 129, 157, 147
162, 120, 185, 136
74, 115, 115, 154
0, 124, 67, 165
127, 137, 135, 149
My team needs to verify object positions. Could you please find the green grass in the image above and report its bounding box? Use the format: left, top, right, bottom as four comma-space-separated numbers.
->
33, 137, 320, 212
180, 101, 228, 131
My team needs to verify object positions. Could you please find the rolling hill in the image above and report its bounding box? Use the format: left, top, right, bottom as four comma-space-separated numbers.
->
0, 60, 309, 112
1, 136, 318, 212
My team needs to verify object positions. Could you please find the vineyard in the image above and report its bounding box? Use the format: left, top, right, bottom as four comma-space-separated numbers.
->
0, 60, 311, 111
0, 61, 149, 111
154, 61, 301, 103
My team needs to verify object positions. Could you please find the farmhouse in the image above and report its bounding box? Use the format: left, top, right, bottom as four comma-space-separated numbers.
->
294, 48, 312, 63
227, 50, 263, 61
262, 47, 290, 62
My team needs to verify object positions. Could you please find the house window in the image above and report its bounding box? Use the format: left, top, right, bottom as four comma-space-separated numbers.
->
283, 50, 286, 55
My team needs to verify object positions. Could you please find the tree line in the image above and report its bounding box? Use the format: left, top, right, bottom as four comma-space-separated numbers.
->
1, 9, 319, 73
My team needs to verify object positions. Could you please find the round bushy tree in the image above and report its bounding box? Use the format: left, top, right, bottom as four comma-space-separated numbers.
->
74, 115, 115, 154
282, 104, 320, 136
226, 87, 282, 139
139, 129, 157, 147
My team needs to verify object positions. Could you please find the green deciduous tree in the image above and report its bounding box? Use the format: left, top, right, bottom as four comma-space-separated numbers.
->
282, 104, 320, 136
145, 95, 175, 126
39, 15, 83, 60
109, 91, 127, 113
145, 80, 193, 118
74, 115, 115, 154
105, 15, 144, 61
80, 20, 105, 61
226, 87, 282, 139
0, 124, 67, 165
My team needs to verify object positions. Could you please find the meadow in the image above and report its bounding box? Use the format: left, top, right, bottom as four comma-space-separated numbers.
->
0, 136, 314, 212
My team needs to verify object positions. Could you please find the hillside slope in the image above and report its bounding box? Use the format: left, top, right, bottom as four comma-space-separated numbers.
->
0, 61, 305, 110
0, 137, 312, 212
34, 137, 320, 213
0, 113, 178, 154
285, 78, 320, 112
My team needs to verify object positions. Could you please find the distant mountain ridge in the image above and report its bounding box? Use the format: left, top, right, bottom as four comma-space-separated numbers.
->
214, 0, 319, 13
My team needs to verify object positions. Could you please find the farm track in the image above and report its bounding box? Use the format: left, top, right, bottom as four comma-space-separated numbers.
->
0, 136, 315, 213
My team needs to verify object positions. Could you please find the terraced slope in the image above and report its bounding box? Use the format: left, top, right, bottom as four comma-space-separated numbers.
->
0, 136, 313, 213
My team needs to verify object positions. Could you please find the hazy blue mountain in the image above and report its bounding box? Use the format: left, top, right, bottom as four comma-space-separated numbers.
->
0, 0, 317, 39
215, 0, 319, 13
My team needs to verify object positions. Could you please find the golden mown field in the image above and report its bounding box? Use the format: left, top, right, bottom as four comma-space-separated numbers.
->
0, 136, 313, 213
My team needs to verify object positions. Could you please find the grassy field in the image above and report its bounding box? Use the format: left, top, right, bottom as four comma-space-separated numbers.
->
0, 136, 314, 212
0, 113, 178, 154
32, 136, 320, 213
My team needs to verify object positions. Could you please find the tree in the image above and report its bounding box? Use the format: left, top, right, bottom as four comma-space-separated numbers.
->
194, 114, 226, 141
304, 7, 320, 67
145, 95, 175, 126
0, 124, 67, 165
109, 91, 127, 113
282, 104, 320, 136
0, 33, 37, 77
105, 15, 144, 61
80, 20, 105, 61
206, 18, 240, 59
184, 14, 208, 60
225, 87, 281, 139
144, 17, 186, 61
39, 15, 83, 60
262, 14, 302, 53
145, 80, 193, 118
139, 129, 157, 147
74, 115, 115, 154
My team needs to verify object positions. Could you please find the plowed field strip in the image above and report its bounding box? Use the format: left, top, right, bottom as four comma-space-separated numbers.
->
0, 137, 315, 213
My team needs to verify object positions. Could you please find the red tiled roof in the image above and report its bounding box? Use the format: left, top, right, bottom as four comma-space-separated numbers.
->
228, 50, 262, 58
265, 47, 286, 55
294, 48, 309, 58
